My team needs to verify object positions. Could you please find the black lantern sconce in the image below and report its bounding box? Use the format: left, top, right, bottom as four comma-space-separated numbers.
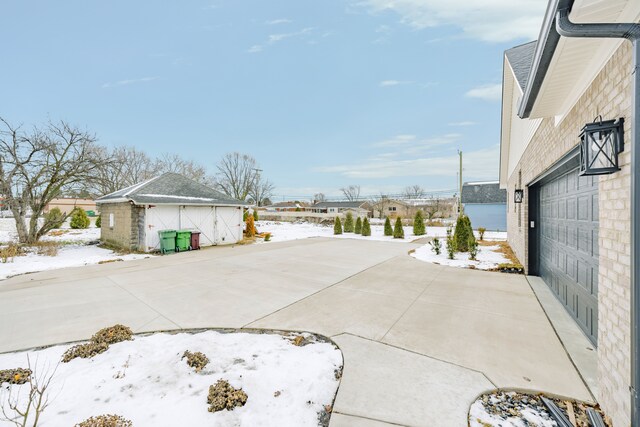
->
514, 189, 524, 204
579, 116, 624, 176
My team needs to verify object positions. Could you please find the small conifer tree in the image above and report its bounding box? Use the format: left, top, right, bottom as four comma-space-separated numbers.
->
446, 227, 456, 259
70, 208, 90, 229
343, 212, 354, 232
361, 217, 371, 236
245, 215, 256, 237
354, 216, 362, 234
243, 210, 249, 222
478, 227, 486, 241
413, 210, 425, 236
393, 217, 404, 239
468, 236, 479, 261
253, 210, 259, 221
384, 217, 393, 236
44, 207, 65, 229
430, 237, 441, 255
334, 217, 343, 235
95, 215, 101, 228
453, 215, 475, 252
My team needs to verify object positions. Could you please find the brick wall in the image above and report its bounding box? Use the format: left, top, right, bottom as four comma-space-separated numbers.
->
506, 42, 632, 426
99, 202, 144, 251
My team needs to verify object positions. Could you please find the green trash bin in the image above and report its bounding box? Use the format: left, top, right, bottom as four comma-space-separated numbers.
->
158, 230, 177, 254
176, 230, 192, 252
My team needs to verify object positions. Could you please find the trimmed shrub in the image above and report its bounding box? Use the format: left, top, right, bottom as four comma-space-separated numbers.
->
75, 414, 133, 427
384, 217, 393, 236
334, 217, 343, 235
183, 350, 210, 372
253, 210, 259, 221
243, 210, 249, 222
91, 324, 133, 345
343, 212, 354, 232
95, 215, 101, 228
478, 227, 486, 241
245, 215, 256, 237
413, 210, 425, 236
393, 217, 404, 239
361, 217, 371, 236
446, 227, 456, 260
453, 215, 474, 252
354, 217, 362, 234
264, 233, 271, 242
429, 237, 441, 255
207, 380, 248, 412
62, 342, 109, 363
70, 207, 90, 229
44, 207, 65, 229
0, 368, 32, 385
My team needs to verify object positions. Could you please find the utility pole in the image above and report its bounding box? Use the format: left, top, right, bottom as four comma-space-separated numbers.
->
458, 150, 463, 215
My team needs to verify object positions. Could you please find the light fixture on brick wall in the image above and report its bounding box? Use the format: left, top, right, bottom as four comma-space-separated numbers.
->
514, 189, 524, 204
579, 116, 624, 176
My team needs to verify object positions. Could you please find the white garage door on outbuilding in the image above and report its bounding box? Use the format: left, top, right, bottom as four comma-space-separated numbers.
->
96, 173, 246, 253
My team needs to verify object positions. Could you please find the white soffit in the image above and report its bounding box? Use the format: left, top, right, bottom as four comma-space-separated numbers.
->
529, 0, 640, 119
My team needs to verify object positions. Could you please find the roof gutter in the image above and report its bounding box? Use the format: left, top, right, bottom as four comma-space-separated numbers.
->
517, 0, 572, 119
554, 3, 640, 425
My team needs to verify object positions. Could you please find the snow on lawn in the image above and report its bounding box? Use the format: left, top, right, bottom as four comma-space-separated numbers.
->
0, 245, 150, 280
0, 330, 342, 427
256, 220, 507, 244
411, 243, 510, 270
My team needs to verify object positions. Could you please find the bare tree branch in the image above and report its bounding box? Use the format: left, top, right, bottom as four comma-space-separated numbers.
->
340, 185, 360, 201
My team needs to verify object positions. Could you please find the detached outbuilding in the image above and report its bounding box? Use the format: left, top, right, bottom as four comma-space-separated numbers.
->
96, 173, 245, 252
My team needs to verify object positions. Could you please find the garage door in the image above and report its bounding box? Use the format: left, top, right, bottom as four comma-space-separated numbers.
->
145, 205, 180, 251
180, 206, 215, 247
215, 207, 242, 245
539, 168, 599, 344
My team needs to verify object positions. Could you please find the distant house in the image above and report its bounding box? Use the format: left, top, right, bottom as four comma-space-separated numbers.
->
264, 201, 309, 212
45, 198, 96, 215
310, 201, 370, 217
96, 173, 245, 252
371, 199, 411, 219
461, 181, 506, 231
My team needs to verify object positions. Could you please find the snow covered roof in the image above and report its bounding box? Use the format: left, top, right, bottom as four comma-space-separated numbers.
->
462, 182, 506, 204
312, 201, 369, 209
96, 173, 245, 206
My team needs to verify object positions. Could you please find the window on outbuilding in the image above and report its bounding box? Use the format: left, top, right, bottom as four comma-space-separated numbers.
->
109, 213, 114, 229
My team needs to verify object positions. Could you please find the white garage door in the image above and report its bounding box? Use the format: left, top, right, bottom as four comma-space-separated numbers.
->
180, 206, 215, 247
145, 205, 180, 251
215, 206, 242, 245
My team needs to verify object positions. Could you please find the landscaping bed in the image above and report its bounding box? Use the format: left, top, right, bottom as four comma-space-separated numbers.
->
0, 327, 343, 426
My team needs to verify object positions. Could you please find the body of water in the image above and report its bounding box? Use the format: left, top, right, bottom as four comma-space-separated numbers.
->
463, 203, 507, 232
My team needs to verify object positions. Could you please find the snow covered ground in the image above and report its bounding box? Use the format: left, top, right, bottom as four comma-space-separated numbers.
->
0, 219, 149, 281
410, 243, 511, 270
255, 220, 507, 244
0, 330, 342, 427
0, 245, 149, 280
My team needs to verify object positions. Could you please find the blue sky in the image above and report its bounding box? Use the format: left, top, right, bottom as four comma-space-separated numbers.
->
1, 0, 547, 199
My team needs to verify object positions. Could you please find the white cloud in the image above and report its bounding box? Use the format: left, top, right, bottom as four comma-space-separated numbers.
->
248, 45, 263, 53
465, 84, 502, 102
448, 121, 478, 127
314, 144, 500, 180
102, 76, 159, 89
354, 0, 546, 42
266, 19, 292, 25
379, 80, 413, 87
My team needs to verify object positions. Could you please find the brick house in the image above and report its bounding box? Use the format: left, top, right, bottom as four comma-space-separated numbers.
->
96, 173, 245, 252
500, 1, 639, 425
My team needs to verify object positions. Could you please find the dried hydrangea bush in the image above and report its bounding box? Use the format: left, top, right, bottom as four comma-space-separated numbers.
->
74, 414, 133, 427
62, 342, 109, 363
91, 325, 133, 345
207, 379, 248, 412
0, 368, 31, 385
182, 350, 209, 372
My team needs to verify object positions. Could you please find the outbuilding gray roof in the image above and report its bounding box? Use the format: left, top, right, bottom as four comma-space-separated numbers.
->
462, 182, 507, 204
505, 41, 537, 92
96, 173, 245, 206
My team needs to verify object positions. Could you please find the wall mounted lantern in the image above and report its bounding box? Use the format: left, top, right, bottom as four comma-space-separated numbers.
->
579, 116, 624, 176
514, 189, 524, 204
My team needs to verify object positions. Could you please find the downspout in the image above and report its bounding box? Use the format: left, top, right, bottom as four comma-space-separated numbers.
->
555, 6, 640, 426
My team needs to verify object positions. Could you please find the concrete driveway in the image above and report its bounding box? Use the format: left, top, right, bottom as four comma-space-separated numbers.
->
0, 238, 593, 426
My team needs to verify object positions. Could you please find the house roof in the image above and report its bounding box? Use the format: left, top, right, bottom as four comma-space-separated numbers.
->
96, 173, 245, 206
312, 201, 368, 209
505, 41, 537, 92
462, 182, 507, 204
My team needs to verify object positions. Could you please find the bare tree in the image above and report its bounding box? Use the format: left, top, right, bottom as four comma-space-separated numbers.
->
0, 356, 58, 427
249, 175, 275, 207
92, 146, 156, 196
423, 197, 441, 220
155, 153, 210, 184
370, 193, 391, 219
340, 185, 361, 201
0, 118, 105, 243
313, 193, 326, 203
215, 152, 259, 201
403, 185, 426, 199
